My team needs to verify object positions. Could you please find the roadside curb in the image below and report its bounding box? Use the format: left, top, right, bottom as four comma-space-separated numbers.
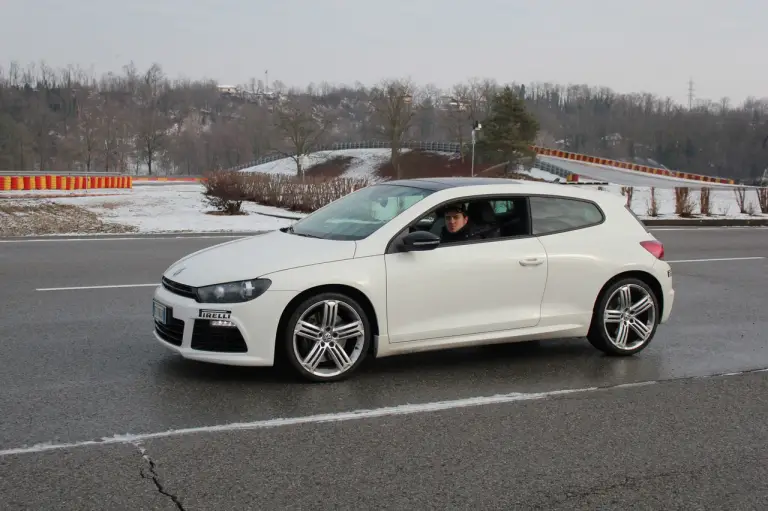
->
641, 218, 768, 226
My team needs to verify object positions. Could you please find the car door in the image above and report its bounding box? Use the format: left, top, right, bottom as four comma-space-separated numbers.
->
383, 197, 549, 344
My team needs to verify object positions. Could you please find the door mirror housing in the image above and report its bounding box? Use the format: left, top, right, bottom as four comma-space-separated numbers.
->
401, 230, 440, 251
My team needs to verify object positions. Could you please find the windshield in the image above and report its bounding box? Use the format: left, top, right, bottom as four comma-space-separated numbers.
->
287, 184, 435, 240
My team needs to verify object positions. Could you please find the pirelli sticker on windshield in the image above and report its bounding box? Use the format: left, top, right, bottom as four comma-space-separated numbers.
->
199, 309, 232, 320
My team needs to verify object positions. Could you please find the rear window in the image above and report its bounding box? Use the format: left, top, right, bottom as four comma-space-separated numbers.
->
530, 196, 604, 235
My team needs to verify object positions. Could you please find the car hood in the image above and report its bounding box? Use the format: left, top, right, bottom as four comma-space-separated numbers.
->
163, 230, 357, 287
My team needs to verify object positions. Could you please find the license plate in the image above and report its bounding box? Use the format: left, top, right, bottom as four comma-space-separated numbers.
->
153, 300, 167, 324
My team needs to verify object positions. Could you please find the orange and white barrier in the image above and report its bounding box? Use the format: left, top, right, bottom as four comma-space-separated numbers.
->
531, 146, 735, 185
0, 174, 133, 191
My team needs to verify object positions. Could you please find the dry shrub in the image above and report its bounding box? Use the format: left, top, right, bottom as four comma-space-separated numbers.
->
203, 170, 370, 214
646, 187, 659, 217
733, 186, 747, 214
674, 187, 696, 217
620, 186, 633, 207
202, 170, 248, 214
758, 187, 768, 214
699, 187, 712, 216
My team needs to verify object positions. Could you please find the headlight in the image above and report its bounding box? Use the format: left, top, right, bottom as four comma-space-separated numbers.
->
196, 279, 271, 303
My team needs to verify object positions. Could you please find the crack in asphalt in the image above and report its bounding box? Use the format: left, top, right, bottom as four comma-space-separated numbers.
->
133, 441, 185, 511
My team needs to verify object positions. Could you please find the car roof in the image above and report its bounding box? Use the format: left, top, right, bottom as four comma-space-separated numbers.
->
381, 177, 617, 204
385, 177, 526, 190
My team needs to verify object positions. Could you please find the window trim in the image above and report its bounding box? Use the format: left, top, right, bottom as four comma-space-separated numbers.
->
385, 192, 535, 255
527, 194, 606, 237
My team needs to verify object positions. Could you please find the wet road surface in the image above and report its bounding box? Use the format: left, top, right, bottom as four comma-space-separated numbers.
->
1, 227, 766, 509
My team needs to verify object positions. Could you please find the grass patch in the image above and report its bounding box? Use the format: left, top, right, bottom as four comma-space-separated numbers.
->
0, 201, 137, 236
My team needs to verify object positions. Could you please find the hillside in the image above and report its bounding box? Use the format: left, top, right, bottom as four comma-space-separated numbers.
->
241, 149, 549, 182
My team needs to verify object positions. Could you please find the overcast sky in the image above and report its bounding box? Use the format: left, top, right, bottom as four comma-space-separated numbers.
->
2, 0, 764, 106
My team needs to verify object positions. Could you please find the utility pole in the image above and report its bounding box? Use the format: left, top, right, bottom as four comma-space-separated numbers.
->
687, 78, 694, 110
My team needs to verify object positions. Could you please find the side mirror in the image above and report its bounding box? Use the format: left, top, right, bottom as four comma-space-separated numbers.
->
401, 230, 440, 252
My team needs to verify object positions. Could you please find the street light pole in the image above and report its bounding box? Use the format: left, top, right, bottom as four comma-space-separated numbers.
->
470, 122, 481, 177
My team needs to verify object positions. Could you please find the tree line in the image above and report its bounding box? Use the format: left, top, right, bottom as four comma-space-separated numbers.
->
1, 60, 766, 182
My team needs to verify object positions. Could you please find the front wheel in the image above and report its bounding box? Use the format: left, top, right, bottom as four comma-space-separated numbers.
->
587, 278, 660, 356
283, 292, 371, 382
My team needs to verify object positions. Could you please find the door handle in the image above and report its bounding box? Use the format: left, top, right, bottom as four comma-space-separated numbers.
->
519, 257, 544, 267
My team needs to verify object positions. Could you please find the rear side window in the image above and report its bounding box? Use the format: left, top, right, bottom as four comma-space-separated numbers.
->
530, 196, 604, 235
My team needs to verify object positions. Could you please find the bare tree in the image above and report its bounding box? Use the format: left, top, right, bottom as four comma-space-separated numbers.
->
271, 95, 329, 178
369, 78, 418, 179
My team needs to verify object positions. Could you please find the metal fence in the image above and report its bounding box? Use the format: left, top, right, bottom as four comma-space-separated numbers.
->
225, 140, 463, 171
530, 158, 574, 180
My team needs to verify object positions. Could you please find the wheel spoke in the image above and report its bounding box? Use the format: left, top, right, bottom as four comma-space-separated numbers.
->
604, 309, 623, 323
295, 321, 323, 340
326, 342, 353, 371
302, 341, 327, 371
321, 301, 339, 329
333, 320, 364, 341
614, 321, 630, 348
629, 319, 652, 340
618, 286, 632, 310
630, 295, 653, 316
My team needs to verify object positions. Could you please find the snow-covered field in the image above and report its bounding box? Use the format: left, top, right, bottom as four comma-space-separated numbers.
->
1, 149, 765, 236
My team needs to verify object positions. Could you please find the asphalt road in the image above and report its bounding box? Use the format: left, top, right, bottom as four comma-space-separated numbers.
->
1, 227, 766, 510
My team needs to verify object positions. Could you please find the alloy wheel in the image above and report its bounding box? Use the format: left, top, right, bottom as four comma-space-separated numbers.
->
292, 299, 366, 378
602, 283, 656, 351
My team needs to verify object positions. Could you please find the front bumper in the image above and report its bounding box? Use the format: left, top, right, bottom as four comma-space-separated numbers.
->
151, 284, 297, 366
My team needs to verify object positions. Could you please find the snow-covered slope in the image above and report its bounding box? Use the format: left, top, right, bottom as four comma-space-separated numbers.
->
240, 148, 407, 180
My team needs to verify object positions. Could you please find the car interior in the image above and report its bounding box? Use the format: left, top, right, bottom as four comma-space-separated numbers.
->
410, 196, 531, 241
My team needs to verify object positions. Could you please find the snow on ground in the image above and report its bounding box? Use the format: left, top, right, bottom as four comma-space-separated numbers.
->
240, 148, 404, 180
1, 160, 764, 237
19, 184, 298, 233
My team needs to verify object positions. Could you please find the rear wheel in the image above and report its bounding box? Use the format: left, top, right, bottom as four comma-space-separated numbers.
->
587, 278, 659, 356
283, 292, 371, 382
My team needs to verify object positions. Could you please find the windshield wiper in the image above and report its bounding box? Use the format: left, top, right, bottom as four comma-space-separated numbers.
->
286, 225, 322, 238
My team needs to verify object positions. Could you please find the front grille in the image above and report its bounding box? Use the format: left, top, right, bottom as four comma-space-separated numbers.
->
191, 320, 248, 353
155, 310, 185, 346
162, 277, 197, 300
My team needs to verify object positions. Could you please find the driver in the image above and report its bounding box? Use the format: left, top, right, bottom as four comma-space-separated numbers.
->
440, 203, 484, 243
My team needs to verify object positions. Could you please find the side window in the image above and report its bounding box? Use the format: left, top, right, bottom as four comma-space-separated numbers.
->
529, 196, 603, 235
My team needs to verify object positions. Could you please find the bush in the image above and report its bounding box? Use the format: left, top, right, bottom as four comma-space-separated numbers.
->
758, 187, 768, 214
733, 187, 747, 214
620, 186, 633, 208
202, 170, 370, 214
646, 187, 659, 217
674, 187, 696, 217
699, 187, 711, 216
202, 170, 248, 214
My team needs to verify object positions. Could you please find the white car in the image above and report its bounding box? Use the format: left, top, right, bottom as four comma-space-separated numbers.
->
152, 177, 674, 382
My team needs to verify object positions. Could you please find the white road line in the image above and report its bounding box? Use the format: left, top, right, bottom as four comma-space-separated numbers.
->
2, 367, 767, 458
0, 235, 248, 243
37, 283, 158, 291
667, 256, 765, 263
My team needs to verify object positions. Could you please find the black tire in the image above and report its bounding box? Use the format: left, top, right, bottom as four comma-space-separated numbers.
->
587, 278, 660, 356
282, 292, 372, 382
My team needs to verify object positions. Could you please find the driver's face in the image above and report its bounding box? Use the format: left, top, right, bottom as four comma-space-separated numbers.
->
444, 211, 467, 233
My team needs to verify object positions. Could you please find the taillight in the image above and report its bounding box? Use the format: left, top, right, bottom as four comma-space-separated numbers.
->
640, 240, 664, 259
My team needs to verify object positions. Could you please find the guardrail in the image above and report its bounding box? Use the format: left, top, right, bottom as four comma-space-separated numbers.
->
531, 146, 736, 185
